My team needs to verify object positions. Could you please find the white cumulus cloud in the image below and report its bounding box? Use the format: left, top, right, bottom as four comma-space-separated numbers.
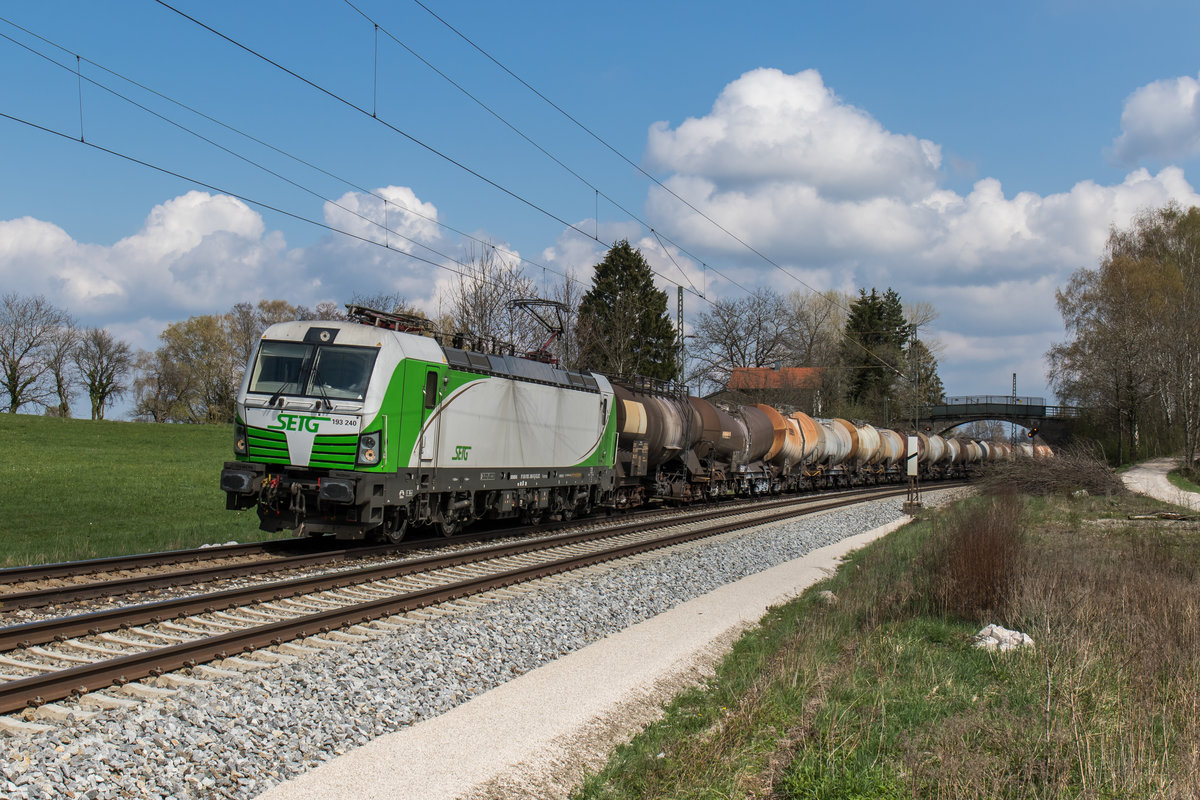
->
647, 68, 942, 202
1112, 72, 1200, 165
0, 186, 455, 329
643, 68, 1200, 395
0, 191, 283, 318
322, 185, 441, 251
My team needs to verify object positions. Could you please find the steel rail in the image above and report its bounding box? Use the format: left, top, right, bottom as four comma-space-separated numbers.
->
0, 542, 407, 611
0, 486, 930, 714
0, 538, 314, 585
0, 483, 919, 611
0, 485, 931, 653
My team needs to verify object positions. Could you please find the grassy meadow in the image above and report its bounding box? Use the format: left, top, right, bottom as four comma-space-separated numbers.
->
0, 413, 272, 567
575, 486, 1200, 799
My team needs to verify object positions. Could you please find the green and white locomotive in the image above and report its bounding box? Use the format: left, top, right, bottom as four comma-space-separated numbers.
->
220, 307, 618, 541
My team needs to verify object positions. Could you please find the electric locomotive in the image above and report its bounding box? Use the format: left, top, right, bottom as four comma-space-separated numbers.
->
220, 307, 618, 541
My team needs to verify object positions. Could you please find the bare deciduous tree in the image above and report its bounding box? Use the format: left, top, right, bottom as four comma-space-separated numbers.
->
133, 348, 192, 423
74, 327, 133, 421
134, 314, 240, 423
785, 289, 846, 367
441, 245, 541, 355
299, 300, 347, 321
545, 272, 585, 368
0, 293, 73, 414
349, 292, 413, 316
44, 323, 81, 417
227, 300, 301, 365
1048, 216, 1180, 463
690, 288, 790, 393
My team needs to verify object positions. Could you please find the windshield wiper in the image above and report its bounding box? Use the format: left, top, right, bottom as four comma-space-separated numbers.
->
268, 381, 293, 408
310, 368, 333, 411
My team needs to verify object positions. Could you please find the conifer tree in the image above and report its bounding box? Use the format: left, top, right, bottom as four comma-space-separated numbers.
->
575, 240, 678, 381
841, 288, 909, 416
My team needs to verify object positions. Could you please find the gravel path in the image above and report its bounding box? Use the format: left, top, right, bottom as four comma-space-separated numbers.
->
1121, 457, 1200, 510
0, 492, 958, 799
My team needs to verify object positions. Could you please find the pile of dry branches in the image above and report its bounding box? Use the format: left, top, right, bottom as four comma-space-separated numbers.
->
977, 441, 1126, 497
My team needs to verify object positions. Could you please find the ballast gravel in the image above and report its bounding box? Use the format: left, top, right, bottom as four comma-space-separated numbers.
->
0, 495, 947, 799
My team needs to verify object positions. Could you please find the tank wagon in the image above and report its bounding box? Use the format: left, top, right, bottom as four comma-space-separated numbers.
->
220, 308, 1044, 541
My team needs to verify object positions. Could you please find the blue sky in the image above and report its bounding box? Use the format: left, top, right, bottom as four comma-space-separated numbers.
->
3, 0, 1200, 413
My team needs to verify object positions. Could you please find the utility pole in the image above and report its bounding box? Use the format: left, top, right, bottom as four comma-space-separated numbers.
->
903, 327, 922, 514
677, 286, 685, 393
1011, 372, 1017, 444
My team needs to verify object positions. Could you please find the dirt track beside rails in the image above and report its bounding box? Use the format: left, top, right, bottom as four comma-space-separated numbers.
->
1121, 458, 1200, 511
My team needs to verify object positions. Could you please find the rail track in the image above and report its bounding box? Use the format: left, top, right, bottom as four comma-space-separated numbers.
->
0, 485, 905, 614
0, 541, 406, 612
0, 483, 947, 716
0, 537, 316, 585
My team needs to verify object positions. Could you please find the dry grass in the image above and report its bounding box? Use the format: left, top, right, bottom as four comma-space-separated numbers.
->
925, 491, 1025, 620
1000, 520, 1200, 797
575, 492, 1200, 800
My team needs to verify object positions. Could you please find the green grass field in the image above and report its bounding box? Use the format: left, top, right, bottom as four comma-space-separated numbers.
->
0, 413, 274, 567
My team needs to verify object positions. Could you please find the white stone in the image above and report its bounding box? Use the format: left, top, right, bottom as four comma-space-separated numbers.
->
973, 624, 1034, 652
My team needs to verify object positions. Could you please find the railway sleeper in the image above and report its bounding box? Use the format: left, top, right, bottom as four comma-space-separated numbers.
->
76, 692, 140, 711
32, 702, 97, 723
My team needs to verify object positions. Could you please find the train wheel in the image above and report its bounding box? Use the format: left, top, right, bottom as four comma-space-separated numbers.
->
438, 516, 460, 537
381, 513, 408, 544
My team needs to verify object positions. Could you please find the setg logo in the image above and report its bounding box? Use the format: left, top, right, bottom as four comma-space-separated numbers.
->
452, 445, 472, 461
269, 414, 331, 433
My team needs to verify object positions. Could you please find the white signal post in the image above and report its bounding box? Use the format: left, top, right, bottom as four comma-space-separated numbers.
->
903, 434, 922, 513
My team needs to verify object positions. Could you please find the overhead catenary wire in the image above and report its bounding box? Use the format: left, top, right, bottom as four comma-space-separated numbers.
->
650, 229, 701, 296
401, 0, 915, 376
150, 0, 717, 303
0, 26, 471, 274
0, 16, 619, 305
406, 0, 827, 304
0, 107, 507, 292
342, 0, 746, 298
5, 9, 910, 382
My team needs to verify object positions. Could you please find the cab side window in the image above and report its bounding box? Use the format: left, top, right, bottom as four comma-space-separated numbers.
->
423, 371, 439, 410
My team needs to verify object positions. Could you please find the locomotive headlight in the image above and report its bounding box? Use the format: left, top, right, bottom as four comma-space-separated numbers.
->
234, 420, 248, 456
357, 430, 382, 466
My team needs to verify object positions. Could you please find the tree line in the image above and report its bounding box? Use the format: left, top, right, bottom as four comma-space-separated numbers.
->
0, 239, 945, 426
684, 283, 944, 426
0, 293, 133, 420
1049, 202, 1200, 468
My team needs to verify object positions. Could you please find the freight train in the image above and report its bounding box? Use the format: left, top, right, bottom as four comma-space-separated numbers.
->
220, 307, 1045, 542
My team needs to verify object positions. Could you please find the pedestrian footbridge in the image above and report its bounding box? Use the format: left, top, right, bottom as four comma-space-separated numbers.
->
922, 395, 1082, 446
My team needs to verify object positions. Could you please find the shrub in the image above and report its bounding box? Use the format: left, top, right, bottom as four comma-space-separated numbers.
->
922, 493, 1025, 621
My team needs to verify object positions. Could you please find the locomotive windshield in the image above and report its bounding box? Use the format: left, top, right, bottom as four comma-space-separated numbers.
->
249, 340, 378, 401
